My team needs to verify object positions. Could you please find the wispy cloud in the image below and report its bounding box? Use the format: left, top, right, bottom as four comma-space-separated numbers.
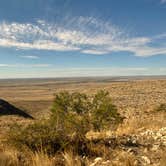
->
20, 55, 39, 59
161, 0, 166, 4
81, 49, 109, 55
0, 17, 165, 57
0, 63, 51, 68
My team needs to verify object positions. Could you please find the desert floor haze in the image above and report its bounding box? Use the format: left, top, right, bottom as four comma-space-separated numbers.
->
0, 77, 166, 166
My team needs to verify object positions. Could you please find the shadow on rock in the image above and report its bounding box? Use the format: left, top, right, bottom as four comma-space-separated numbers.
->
0, 99, 34, 119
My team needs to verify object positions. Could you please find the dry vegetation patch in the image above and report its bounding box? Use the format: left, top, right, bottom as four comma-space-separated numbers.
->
0, 79, 166, 166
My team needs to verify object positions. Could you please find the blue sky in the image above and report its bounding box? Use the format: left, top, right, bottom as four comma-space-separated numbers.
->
0, 0, 166, 78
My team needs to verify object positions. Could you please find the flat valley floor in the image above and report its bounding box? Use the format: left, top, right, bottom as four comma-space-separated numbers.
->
0, 77, 166, 165
0, 78, 166, 117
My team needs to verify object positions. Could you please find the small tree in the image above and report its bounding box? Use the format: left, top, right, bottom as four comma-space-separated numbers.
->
91, 90, 124, 130
51, 91, 91, 132
52, 91, 91, 114
8, 90, 124, 155
51, 90, 123, 131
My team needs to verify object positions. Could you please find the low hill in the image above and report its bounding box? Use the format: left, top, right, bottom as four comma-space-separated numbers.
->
0, 99, 34, 119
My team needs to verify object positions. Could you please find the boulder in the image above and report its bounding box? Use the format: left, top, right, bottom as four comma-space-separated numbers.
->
0, 99, 34, 119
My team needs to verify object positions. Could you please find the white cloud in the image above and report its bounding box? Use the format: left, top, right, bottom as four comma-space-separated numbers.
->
161, 0, 166, 4
0, 64, 10, 67
20, 55, 39, 59
0, 38, 79, 51
0, 63, 51, 68
0, 17, 165, 57
81, 49, 109, 55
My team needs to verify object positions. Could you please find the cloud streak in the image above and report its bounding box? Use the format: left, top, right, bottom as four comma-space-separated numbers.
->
0, 63, 51, 68
0, 66, 164, 78
161, 0, 166, 4
20, 55, 39, 59
0, 17, 165, 57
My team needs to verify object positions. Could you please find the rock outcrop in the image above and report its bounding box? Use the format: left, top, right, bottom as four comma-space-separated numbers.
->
0, 99, 34, 119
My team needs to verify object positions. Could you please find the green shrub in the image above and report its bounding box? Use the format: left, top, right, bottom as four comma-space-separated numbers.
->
51, 91, 91, 115
8, 121, 62, 154
8, 119, 90, 155
51, 90, 124, 131
8, 90, 123, 155
91, 90, 124, 130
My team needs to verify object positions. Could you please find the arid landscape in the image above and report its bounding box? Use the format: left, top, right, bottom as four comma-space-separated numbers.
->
0, 0, 166, 165
0, 77, 166, 166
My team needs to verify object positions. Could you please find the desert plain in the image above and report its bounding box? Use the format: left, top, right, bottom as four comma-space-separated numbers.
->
0, 77, 166, 166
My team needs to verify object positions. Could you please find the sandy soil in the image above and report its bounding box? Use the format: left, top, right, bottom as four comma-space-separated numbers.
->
0, 79, 165, 116
0, 78, 166, 165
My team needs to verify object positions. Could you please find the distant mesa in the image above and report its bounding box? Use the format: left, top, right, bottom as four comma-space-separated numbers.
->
0, 99, 34, 119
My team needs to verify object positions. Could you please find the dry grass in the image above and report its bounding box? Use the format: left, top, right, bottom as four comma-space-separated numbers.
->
0, 79, 166, 166
0, 149, 138, 166
0, 149, 55, 166
30, 151, 55, 166
86, 130, 113, 140
0, 147, 19, 166
110, 151, 138, 166
160, 154, 166, 166
63, 151, 83, 166
116, 111, 166, 136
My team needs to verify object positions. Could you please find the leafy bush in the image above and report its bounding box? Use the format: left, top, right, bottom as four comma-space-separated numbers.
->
52, 91, 91, 115
51, 90, 124, 131
8, 118, 89, 155
91, 90, 124, 130
8, 90, 123, 155
8, 121, 62, 154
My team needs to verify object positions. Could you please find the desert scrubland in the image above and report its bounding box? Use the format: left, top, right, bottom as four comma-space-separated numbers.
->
0, 78, 166, 166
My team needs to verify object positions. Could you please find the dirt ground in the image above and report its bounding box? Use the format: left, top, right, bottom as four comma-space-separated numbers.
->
0, 78, 166, 165
0, 79, 165, 115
